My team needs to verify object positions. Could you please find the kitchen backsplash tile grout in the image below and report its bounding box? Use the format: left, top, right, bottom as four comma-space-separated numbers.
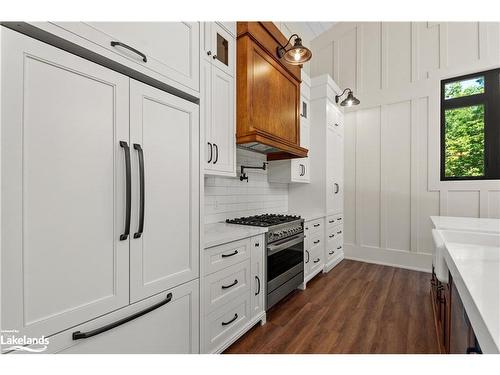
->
204, 149, 289, 224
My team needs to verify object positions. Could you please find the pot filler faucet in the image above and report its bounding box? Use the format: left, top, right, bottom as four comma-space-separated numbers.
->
239, 162, 268, 182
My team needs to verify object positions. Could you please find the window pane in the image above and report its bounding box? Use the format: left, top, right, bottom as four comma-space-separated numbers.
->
444, 105, 484, 178
444, 77, 484, 99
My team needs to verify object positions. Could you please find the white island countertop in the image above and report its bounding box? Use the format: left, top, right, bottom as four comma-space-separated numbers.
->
436, 222, 500, 353
204, 222, 268, 249
431, 215, 500, 233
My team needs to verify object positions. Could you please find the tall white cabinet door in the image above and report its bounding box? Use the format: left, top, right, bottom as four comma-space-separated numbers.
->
129, 80, 199, 303
250, 236, 265, 318
1, 28, 130, 338
209, 66, 235, 175
326, 126, 344, 215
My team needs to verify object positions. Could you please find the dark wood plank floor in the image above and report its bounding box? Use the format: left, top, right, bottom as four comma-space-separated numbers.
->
224, 260, 438, 354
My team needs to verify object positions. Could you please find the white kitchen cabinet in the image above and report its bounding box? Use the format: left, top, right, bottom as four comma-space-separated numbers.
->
202, 22, 236, 177
1, 28, 200, 353
326, 123, 344, 216
201, 234, 266, 353
129, 80, 199, 303
53, 280, 199, 354
202, 22, 235, 77
268, 72, 311, 183
250, 237, 265, 319
1, 27, 130, 339
51, 22, 200, 93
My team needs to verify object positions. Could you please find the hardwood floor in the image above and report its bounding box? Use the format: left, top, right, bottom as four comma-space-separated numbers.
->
224, 260, 439, 354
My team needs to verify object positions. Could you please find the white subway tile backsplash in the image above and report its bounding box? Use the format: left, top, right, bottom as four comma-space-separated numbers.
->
204, 149, 289, 224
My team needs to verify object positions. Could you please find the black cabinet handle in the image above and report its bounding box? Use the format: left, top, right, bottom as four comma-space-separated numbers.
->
255, 276, 261, 296
221, 279, 238, 289
255, 242, 260, 247
313, 258, 320, 263
213, 143, 219, 164
207, 142, 213, 163
305, 250, 310, 263
207, 51, 212, 56
313, 240, 320, 244
313, 224, 320, 227
120, 141, 131, 241
72, 293, 172, 340
213, 55, 218, 60
110, 41, 147, 62
337, 218, 342, 221
337, 230, 342, 234
337, 246, 342, 250
133, 144, 145, 239
329, 234, 335, 238
221, 250, 238, 258
221, 313, 238, 326
329, 250, 335, 255
334, 123, 339, 127
329, 220, 335, 223
334, 183, 339, 194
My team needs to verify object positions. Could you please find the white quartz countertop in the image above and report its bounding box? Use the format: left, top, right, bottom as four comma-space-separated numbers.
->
439, 230, 500, 353
431, 216, 500, 233
204, 222, 268, 249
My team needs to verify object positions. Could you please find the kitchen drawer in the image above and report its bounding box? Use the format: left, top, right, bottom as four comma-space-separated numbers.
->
203, 292, 251, 353
327, 214, 343, 229
309, 240, 324, 276
305, 218, 324, 235
52, 22, 200, 93
204, 238, 251, 276
46, 279, 199, 354
327, 224, 344, 244
203, 259, 251, 314
326, 235, 343, 261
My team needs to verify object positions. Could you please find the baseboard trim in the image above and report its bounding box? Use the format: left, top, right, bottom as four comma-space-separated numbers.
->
344, 244, 432, 273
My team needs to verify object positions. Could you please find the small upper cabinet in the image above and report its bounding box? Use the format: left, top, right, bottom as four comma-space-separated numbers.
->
202, 22, 236, 177
202, 22, 235, 77
52, 22, 200, 93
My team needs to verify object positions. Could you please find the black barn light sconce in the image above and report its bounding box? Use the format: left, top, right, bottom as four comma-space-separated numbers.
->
335, 88, 360, 107
276, 34, 312, 66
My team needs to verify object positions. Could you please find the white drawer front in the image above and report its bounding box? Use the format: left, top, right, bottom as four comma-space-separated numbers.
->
327, 214, 343, 229
305, 218, 324, 235
46, 279, 200, 354
327, 235, 343, 261
204, 238, 251, 276
204, 293, 251, 353
203, 259, 251, 314
327, 224, 344, 245
309, 239, 325, 275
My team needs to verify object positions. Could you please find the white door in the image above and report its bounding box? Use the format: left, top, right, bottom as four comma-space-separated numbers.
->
55, 22, 200, 92
1, 28, 130, 338
129, 80, 199, 303
208, 66, 235, 176
202, 59, 214, 170
211, 23, 235, 77
327, 126, 344, 215
251, 236, 265, 318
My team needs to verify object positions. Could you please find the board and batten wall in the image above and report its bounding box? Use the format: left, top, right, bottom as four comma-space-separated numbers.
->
311, 22, 500, 271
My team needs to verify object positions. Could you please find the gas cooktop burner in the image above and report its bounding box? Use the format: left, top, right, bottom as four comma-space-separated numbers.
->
226, 214, 301, 227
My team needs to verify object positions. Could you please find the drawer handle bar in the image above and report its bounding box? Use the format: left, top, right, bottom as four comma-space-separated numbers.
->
313, 224, 320, 227
133, 144, 145, 239
337, 246, 342, 250
329, 234, 335, 238
72, 293, 172, 340
329, 250, 335, 255
119, 141, 131, 241
313, 258, 320, 263
221, 313, 238, 326
305, 250, 310, 263
329, 220, 335, 223
255, 276, 261, 295
313, 240, 320, 244
337, 231, 342, 234
110, 41, 147, 63
221, 250, 238, 258
221, 279, 238, 289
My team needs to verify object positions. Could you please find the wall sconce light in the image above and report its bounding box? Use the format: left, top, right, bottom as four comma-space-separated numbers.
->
276, 34, 312, 65
335, 88, 360, 107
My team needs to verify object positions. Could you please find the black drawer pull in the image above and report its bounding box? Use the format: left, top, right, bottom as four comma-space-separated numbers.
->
313, 258, 320, 263
337, 246, 342, 250
221, 279, 238, 289
221, 250, 238, 258
255, 242, 259, 247
207, 142, 213, 163
255, 276, 261, 295
72, 293, 172, 340
329, 234, 335, 238
313, 240, 320, 244
305, 250, 310, 263
329, 250, 335, 255
313, 224, 320, 227
329, 220, 335, 223
110, 41, 147, 62
337, 218, 342, 221
222, 313, 238, 326
337, 231, 342, 234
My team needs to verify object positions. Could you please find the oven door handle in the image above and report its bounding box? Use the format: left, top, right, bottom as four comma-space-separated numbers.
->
267, 234, 305, 256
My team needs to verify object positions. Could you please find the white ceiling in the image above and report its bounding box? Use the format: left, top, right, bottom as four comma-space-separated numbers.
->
283, 22, 336, 42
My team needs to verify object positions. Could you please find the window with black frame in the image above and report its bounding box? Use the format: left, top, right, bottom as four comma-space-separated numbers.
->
441, 68, 500, 180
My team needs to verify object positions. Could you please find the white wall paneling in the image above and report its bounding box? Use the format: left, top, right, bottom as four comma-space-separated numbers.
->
204, 149, 288, 224
311, 22, 500, 271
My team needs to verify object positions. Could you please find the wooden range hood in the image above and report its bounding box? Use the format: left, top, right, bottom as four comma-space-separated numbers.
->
236, 22, 308, 161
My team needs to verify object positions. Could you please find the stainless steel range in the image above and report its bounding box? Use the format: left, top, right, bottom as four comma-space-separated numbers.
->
226, 214, 304, 309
